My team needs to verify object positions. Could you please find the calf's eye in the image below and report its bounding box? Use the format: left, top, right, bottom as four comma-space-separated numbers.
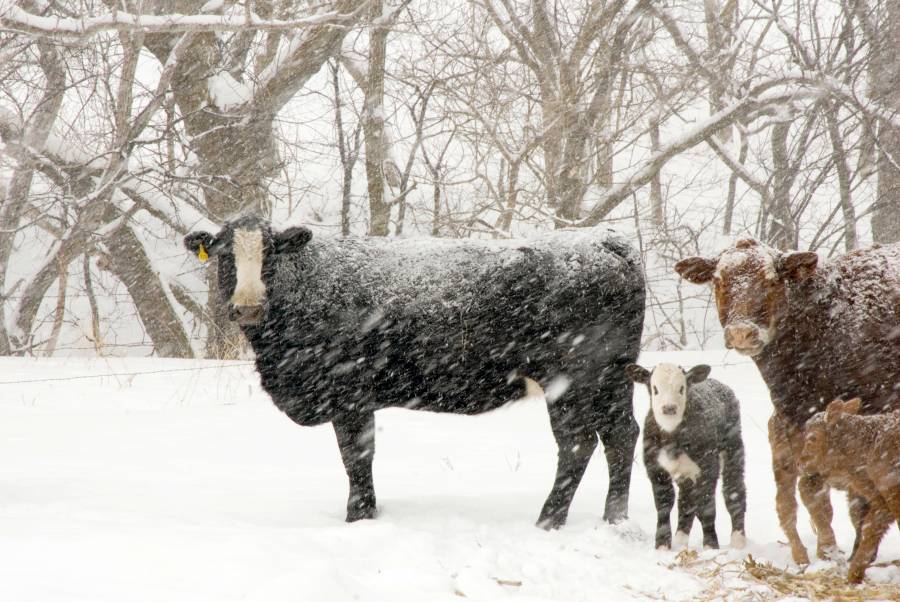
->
679, 386, 684, 394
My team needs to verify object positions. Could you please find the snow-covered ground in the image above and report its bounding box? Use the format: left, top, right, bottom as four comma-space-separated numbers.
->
0, 351, 897, 601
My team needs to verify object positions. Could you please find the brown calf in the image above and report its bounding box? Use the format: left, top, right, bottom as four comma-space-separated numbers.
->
676, 240, 900, 564
801, 399, 900, 583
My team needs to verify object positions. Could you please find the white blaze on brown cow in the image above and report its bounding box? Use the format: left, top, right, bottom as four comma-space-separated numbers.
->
232, 229, 266, 307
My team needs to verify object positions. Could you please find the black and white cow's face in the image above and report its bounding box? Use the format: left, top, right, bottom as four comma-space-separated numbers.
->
626, 363, 711, 432
184, 215, 312, 326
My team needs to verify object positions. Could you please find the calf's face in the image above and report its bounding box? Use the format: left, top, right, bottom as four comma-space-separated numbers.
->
626, 363, 711, 432
184, 216, 312, 326
675, 239, 818, 357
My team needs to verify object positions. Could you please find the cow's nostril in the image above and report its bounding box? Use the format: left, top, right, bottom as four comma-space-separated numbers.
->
662, 404, 678, 415
232, 305, 263, 324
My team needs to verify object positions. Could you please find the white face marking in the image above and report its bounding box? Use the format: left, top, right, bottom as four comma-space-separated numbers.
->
231, 229, 265, 307
657, 449, 701, 483
714, 247, 778, 281
649, 364, 688, 432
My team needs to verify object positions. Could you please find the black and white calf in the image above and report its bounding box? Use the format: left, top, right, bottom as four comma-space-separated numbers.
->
625, 363, 747, 550
185, 214, 646, 528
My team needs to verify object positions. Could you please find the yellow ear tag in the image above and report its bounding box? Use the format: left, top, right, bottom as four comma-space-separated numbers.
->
198, 243, 209, 263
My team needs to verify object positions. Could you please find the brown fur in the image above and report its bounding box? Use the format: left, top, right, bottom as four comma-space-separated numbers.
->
676, 240, 900, 564
801, 399, 900, 583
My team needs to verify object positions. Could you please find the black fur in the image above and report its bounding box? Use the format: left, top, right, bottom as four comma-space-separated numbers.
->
187, 215, 646, 527
628, 366, 747, 549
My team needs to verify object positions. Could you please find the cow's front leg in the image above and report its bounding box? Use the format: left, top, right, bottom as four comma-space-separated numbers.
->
333, 412, 377, 522
769, 413, 809, 564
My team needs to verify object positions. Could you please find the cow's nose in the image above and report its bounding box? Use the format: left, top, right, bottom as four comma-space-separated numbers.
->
662, 404, 678, 416
229, 304, 263, 325
724, 324, 760, 350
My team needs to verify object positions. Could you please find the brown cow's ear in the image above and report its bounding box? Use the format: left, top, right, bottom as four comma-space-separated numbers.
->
675, 257, 717, 284
777, 251, 818, 281
625, 363, 651, 385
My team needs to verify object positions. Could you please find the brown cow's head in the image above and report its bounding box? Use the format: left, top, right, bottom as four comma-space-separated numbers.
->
674, 239, 818, 356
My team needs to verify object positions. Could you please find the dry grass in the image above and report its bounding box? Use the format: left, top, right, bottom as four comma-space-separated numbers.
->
662, 549, 900, 602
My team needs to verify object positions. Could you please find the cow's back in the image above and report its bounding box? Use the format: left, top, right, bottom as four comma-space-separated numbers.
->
257, 228, 644, 418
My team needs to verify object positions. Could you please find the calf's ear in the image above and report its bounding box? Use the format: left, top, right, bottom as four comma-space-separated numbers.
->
625, 363, 651, 385
825, 397, 859, 425
777, 251, 818, 281
273, 226, 313, 254
184, 231, 217, 262
686, 364, 711, 385
674, 256, 717, 284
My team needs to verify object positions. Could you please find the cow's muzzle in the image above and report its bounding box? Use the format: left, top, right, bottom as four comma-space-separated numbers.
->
228, 303, 264, 326
724, 322, 768, 356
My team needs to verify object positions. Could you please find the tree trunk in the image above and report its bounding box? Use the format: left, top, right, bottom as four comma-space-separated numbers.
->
769, 122, 794, 251
362, 0, 390, 236
871, 0, 900, 243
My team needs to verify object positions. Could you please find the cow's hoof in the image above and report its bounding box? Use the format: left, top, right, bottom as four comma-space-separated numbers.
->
345, 506, 377, 522
730, 531, 746, 549
817, 544, 841, 561
536, 515, 566, 530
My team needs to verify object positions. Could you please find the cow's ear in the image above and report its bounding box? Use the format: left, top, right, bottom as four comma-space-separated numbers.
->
184, 231, 217, 262
686, 364, 711, 385
273, 226, 312, 254
625, 363, 651, 385
777, 251, 818, 281
843, 397, 862, 414
675, 256, 717, 284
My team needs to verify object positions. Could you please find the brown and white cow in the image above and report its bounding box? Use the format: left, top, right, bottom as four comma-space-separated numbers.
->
675, 239, 900, 564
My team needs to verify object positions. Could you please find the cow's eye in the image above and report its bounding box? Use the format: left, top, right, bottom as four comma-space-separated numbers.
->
652, 386, 658, 395
679, 386, 684, 394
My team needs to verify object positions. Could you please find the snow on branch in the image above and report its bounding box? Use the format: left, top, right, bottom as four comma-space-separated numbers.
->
580, 77, 825, 226
0, 4, 363, 38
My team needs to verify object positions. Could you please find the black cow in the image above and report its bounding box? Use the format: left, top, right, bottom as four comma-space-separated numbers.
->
185, 214, 645, 528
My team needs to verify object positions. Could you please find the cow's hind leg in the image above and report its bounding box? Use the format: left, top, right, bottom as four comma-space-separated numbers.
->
333, 412, 377, 522
598, 408, 639, 524
538, 391, 599, 529
769, 413, 809, 564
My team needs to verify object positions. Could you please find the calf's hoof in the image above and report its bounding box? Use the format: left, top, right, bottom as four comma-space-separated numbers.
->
730, 531, 747, 550
847, 564, 865, 584
790, 542, 810, 565
672, 531, 689, 549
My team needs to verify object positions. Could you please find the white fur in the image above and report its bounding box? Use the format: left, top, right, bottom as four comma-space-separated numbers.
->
658, 449, 701, 483
672, 531, 690, 549
231, 229, 266, 307
730, 531, 746, 549
522, 377, 544, 399
649, 364, 687, 432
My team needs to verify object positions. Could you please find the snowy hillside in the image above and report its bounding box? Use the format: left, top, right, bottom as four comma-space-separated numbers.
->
0, 351, 897, 601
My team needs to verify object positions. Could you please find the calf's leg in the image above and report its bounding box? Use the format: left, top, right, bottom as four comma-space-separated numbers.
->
798, 473, 837, 559
721, 435, 747, 548
333, 412, 377, 522
647, 463, 675, 549
769, 413, 809, 564
696, 475, 720, 550
674, 481, 697, 548
848, 500, 894, 584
